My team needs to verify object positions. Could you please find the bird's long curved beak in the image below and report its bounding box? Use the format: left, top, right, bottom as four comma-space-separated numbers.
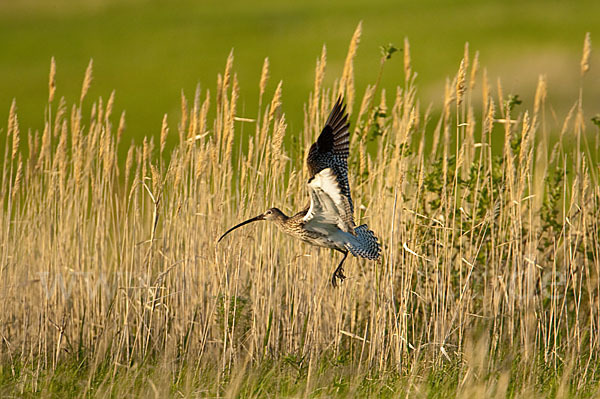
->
218, 214, 265, 243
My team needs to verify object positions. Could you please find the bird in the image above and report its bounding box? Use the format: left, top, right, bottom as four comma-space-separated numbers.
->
218, 97, 381, 287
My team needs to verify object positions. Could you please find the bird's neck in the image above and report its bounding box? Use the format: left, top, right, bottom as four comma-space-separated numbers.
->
273, 212, 291, 230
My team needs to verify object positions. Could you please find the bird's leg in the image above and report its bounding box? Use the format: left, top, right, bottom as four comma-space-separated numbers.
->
331, 250, 349, 287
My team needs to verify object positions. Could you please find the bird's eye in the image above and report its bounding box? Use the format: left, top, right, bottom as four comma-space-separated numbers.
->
266, 210, 271, 215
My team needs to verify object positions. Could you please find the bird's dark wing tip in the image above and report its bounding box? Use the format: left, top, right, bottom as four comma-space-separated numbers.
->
306, 96, 351, 176
316, 125, 334, 153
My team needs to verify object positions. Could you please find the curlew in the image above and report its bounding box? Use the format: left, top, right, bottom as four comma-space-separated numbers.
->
218, 97, 381, 286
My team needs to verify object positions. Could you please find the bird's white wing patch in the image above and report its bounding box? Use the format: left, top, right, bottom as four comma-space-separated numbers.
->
304, 168, 354, 233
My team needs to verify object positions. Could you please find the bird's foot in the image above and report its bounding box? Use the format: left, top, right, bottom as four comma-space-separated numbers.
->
331, 266, 346, 288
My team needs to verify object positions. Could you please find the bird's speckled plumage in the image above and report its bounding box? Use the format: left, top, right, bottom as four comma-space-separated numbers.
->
218, 97, 381, 286
307, 98, 353, 213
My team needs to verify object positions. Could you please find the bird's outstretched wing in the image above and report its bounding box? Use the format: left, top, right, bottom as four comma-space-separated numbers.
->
306, 97, 353, 214
303, 168, 355, 234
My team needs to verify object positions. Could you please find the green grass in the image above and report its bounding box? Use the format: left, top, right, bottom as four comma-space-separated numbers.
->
2, 352, 595, 397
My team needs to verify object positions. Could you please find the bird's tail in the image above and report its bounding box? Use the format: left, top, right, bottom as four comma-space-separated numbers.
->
345, 224, 381, 260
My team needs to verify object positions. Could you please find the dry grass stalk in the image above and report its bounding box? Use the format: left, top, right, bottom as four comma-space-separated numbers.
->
312, 45, 327, 126
180, 90, 189, 138
271, 114, 287, 170
48, 57, 56, 103
8, 99, 19, 161
80, 59, 93, 104
116, 110, 126, 146
356, 87, 373, 128
502, 105, 515, 191
259, 57, 270, 102
106, 90, 115, 122
52, 98, 65, 139
484, 97, 495, 138
443, 78, 453, 124
160, 113, 168, 155
222, 50, 234, 99
359, 140, 366, 178
142, 136, 149, 180
187, 85, 200, 140
533, 75, 547, 118
125, 144, 134, 187
150, 163, 161, 196
581, 32, 592, 76
11, 155, 22, 200
496, 77, 504, 117
199, 90, 210, 138
519, 111, 531, 168
339, 22, 361, 109
266, 81, 282, 129
481, 68, 489, 110
223, 75, 239, 166
456, 58, 467, 107
403, 37, 411, 81
469, 51, 479, 91
465, 106, 475, 163
54, 119, 68, 194
97, 95, 104, 122
38, 123, 50, 167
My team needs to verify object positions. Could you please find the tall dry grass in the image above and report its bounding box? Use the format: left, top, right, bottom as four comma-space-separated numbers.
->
1, 27, 599, 397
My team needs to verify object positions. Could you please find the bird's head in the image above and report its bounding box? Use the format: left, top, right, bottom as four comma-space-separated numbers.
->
218, 207, 286, 243
261, 207, 286, 222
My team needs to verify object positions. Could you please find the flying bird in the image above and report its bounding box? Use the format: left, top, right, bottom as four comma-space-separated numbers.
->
218, 97, 381, 286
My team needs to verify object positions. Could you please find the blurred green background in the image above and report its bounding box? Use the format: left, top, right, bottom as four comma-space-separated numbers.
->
1, 0, 599, 148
